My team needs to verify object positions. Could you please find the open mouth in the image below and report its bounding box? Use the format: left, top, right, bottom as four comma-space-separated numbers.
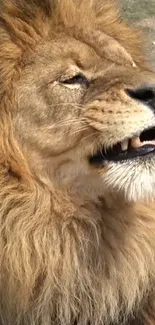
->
90, 126, 155, 165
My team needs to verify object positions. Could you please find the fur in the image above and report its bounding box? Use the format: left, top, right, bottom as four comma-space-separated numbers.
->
0, 1, 154, 325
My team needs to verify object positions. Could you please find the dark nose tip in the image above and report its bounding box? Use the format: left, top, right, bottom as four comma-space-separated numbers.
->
126, 85, 155, 106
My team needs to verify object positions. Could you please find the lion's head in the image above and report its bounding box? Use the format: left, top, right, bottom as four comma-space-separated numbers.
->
0, 1, 155, 325
2, 1, 154, 203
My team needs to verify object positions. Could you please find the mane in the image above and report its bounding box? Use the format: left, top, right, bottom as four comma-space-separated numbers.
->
0, 1, 154, 325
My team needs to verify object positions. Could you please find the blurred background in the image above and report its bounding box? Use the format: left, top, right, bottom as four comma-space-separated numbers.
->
120, 0, 155, 68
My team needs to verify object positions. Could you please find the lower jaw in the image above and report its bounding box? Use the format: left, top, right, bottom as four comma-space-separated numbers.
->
89, 146, 155, 165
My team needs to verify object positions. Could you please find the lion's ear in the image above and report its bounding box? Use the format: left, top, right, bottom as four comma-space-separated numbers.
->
74, 28, 136, 67
90, 30, 136, 67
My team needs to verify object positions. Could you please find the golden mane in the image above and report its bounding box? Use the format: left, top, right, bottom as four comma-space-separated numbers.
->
0, 1, 154, 325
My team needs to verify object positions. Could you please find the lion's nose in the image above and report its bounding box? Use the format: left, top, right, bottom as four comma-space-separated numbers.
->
126, 86, 155, 107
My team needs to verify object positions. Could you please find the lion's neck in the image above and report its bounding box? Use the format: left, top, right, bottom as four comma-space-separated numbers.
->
1, 169, 155, 325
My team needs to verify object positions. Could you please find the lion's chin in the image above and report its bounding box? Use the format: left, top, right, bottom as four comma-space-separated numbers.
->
100, 157, 155, 202
88, 125, 155, 202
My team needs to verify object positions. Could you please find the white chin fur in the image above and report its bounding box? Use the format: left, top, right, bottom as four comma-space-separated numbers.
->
103, 158, 155, 202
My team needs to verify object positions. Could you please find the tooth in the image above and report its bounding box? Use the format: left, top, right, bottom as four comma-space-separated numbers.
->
130, 136, 141, 148
132, 61, 137, 68
121, 140, 129, 151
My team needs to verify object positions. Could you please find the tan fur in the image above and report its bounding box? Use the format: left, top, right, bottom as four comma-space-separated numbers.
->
0, 0, 155, 325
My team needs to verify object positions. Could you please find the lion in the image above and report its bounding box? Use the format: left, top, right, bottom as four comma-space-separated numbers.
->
0, 0, 155, 324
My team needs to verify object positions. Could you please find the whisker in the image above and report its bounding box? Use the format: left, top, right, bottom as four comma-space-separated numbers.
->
76, 131, 98, 146
69, 127, 88, 136
51, 121, 85, 129
46, 118, 86, 130
85, 120, 107, 130
49, 103, 85, 109
54, 117, 86, 126
100, 147, 106, 158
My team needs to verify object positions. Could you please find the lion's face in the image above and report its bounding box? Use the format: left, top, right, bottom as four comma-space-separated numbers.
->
14, 34, 155, 202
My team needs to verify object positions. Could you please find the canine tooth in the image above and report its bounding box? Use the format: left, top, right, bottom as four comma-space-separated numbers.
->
130, 136, 141, 148
132, 61, 137, 68
121, 140, 129, 151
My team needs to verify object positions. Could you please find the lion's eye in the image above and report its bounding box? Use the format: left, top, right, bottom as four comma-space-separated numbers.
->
62, 74, 90, 87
